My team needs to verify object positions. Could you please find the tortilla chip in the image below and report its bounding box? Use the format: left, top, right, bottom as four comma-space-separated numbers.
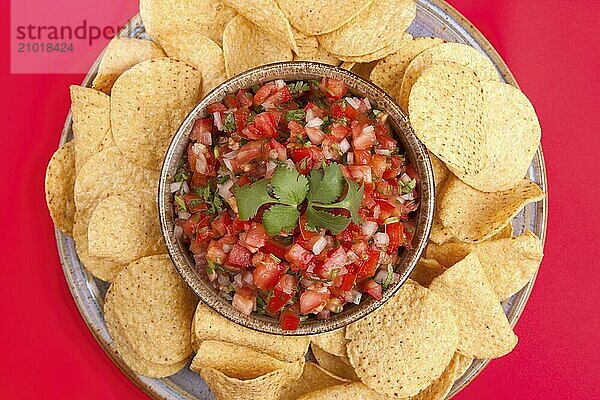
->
412, 352, 470, 400
73, 147, 159, 223
429, 151, 449, 191
349, 62, 378, 79
425, 241, 472, 268
370, 36, 445, 100
45, 141, 76, 234
438, 174, 544, 242
456, 81, 542, 192
493, 221, 514, 239
192, 302, 309, 362
223, 15, 293, 78
333, 32, 413, 63
408, 62, 487, 176
429, 253, 518, 358
292, 30, 340, 65
339, 62, 356, 71
345, 280, 458, 397
223, 0, 298, 53
410, 258, 446, 287
279, 362, 351, 400
111, 58, 202, 169
310, 328, 347, 357
140, 0, 236, 47
92, 38, 166, 94
88, 190, 165, 265
69, 86, 111, 172
399, 42, 499, 109
109, 313, 189, 378
297, 382, 395, 400
429, 214, 455, 245
191, 340, 300, 380
104, 255, 198, 365
199, 366, 293, 400
278, 0, 373, 36
311, 344, 358, 381
318, 0, 415, 57
159, 33, 227, 96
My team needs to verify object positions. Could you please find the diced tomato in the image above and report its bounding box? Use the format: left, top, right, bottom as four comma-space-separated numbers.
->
225, 244, 253, 269
190, 172, 210, 188
182, 194, 208, 213
236, 140, 266, 164
288, 120, 306, 140
189, 118, 213, 145
207, 103, 227, 114
253, 257, 286, 290
276, 274, 297, 294
246, 111, 281, 139
344, 103, 359, 120
336, 228, 354, 247
371, 154, 388, 178
223, 93, 241, 109
306, 127, 325, 145
263, 86, 292, 108
236, 89, 253, 107
269, 139, 287, 160
353, 149, 371, 165
234, 108, 250, 135
233, 287, 256, 315
352, 124, 377, 150
290, 146, 324, 174
236, 175, 252, 187
253, 82, 278, 105
244, 223, 268, 250
189, 240, 208, 255
405, 164, 418, 180
348, 165, 372, 184
195, 226, 213, 244
329, 122, 350, 142
188, 143, 216, 177
280, 309, 300, 331
285, 243, 314, 269
267, 290, 293, 313
314, 247, 348, 279
375, 199, 397, 222
319, 78, 347, 100
211, 212, 231, 238
298, 215, 319, 241
374, 123, 396, 150
383, 155, 405, 180
260, 237, 288, 259
386, 222, 405, 251
357, 249, 381, 277
206, 237, 234, 265
362, 279, 383, 300
337, 266, 359, 292
299, 290, 330, 314
330, 102, 345, 119
305, 102, 326, 118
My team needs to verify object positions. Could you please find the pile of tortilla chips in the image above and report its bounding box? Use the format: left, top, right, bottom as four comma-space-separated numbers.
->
44, 0, 546, 398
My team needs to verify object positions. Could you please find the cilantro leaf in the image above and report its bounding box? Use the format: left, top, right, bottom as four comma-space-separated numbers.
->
286, 109, 306, 123
288, 81, 310, 94
271, 166, 309, 206
313, 179, 364, 224
263, 204, 300, 236
306, 206, 350, 235
307, 162, 344, 204
222, 112, 236, 132
232, 179, 277, 220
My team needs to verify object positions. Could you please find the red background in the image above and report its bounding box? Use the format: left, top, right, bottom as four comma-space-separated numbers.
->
2, 1, 599, 398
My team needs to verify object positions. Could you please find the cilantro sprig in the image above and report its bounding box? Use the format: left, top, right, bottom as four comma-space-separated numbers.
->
232, 163, 364, 236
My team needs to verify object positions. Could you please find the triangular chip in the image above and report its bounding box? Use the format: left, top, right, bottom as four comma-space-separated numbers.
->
345, 280, 458, 397
200, 366, 293, 400
412, 352, 472, 400
429, 151, 450, 191
438, 174, 544, 242
223, 15, 293, 78
92, 38, 166, 94
311, 344, 358, 381
140, 0, 236, 47
429, 253, 518, 358
297, 382, 395, 400
277, 0, 372, 36
318, 0, 415, 57
400, 42, 499, 109
409, 258, 446, 287
333, 32, 413, 63
45, 141, 76, 234
370, 36, 445, 100
223, 0, 298, 53
154, 33, 226, 96
69, 86, 111, 172
408, 62, 487, 176
279, 362, 351, 400
456, 81, 542, 192
292, 29, 340, 65
192, 302, 309, 362
310, 327, 347, 357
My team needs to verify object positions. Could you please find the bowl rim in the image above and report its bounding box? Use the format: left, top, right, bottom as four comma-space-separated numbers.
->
158, 61, 435, 335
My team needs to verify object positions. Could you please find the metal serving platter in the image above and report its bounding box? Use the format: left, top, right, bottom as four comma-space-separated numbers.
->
55, 1, 548, 398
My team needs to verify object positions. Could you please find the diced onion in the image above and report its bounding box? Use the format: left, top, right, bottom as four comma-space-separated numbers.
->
218, 178, 234, 199
181, 181, 190, 194
234, 273, 243, 287
222, 150, 238, 159
173, 224, 183, 238
345, 97, 361, 110
362, 125, 375, 135
346, 152, 354, 164
195, 152, 208, 174
339, 139, 350, 154
401, 173, 412, 184
265, 161, 277, 177
363, 98, 372, 110
223, 158, 234, 172
178, 211, 191, 220
362, 221, 378, 238
306, 116, 324, 128
218, 274, 230, 286
213, 111, 223, 131
275, 79, 286, 89
374, 269, 388, 284
374, 232, 390, 246
222, 243, 233, 253
346, 250, 359, 263
396, 195, 406, 204
401, 193, 415, 201
284, 159, 296, 169
374, 148, 392, 156
305, 108, 315, 122
312, 236, 327, 255
306, 127, 325, 144
170, 182, 182, 193
373, 204, 381, 220
347, 289, 362, 304
242, 271, 254, 285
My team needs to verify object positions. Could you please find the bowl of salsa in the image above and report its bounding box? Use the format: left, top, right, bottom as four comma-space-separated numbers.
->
159, 62, 434, 335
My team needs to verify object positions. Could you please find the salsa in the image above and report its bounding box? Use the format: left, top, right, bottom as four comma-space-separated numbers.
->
172, 78, 419, 331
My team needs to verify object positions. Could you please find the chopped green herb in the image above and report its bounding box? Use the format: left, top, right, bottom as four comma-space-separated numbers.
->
400, 178, 417, 194
222, 112, 236, 133
286, 108, 306, 122
288, 80, 310, 94
174, 195, 187, 211
382, 264, 394, 290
